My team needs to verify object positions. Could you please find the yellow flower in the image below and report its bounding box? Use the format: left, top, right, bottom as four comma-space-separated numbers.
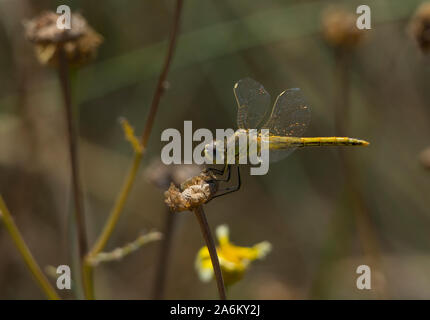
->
195, 225, 271, 286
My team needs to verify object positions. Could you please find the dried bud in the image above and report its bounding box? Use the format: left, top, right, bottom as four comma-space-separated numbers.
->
322, 7, 365, 49
24, 11, 102, 66
409, 2, 430, 54
164, 172, 218, 212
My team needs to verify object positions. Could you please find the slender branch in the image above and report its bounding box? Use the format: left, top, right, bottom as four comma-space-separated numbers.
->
82, 259, 94, 299
87, 231, 162, 266
82, 151, 142, 299
57, 46, 88, 261
83, 0, 185, 299
334, 48, 387, 298
152, 208, 177, 299
334, 50, 349, 137
0, 196, 60, 300
90, 151, 143, 256
193, 206, 226, 300
140, 0, 184, 147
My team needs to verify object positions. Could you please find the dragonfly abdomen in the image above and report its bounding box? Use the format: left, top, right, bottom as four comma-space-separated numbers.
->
268, 136, 369, 148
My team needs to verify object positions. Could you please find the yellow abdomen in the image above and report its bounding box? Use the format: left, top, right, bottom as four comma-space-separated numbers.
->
268, 136, 369, 149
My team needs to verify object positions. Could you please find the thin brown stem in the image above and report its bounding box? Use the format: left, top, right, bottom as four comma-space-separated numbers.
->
334, 48, 387, 298
57, 47, 88, 262
140, 0, 184, 147
152, 208, 177, 299
83, 0, 185, 299
193, 206, 226, 300
334, 50, 349, 137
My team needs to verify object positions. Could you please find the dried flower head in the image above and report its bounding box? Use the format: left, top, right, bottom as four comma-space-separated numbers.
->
164, 171, 218, 212
409, 2, 430, 54
24, 11, 102, 66
195, 225, 271, 286
322, 7, 366, 49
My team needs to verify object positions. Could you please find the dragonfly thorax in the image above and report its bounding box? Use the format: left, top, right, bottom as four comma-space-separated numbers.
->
203, 129, 262, 165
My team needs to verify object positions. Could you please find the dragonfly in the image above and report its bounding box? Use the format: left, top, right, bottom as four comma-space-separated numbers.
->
202, 78, 369, 199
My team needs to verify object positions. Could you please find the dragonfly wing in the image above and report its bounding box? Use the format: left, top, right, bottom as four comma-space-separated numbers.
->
262, 88, 311, 162
233, 78, 271, 129
266, 147, 298, 163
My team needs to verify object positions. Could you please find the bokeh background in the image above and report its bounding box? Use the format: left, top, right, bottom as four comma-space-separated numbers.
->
1, 0, 430, 299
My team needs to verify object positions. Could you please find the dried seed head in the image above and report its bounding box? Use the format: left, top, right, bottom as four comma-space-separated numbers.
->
409, 2, 430, 54
164, 172, 218, 212
25, 11, 86, 43
322, 7, 366, 49
24, 11, 102, 66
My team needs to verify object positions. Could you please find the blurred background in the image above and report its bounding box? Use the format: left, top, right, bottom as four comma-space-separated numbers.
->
1, 0, 430, 299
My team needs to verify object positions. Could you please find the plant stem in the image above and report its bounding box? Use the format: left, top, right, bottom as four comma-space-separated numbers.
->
0, 196, 60, 300
334, 50, 349, 137
82, 259, 94, 299
88, 231, 162, 266
82, 151, 142, 299
83, 0, 184, 299
334, 49, 387, 298
91, 152, 143, 256
57, 46, 88, 262
193, 206, 226, 300
140, 0, 184, 147
152, 208, 177, 299
58, 46, 89, 300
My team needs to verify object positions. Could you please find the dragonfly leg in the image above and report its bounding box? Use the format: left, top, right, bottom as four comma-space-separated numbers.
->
204, 167, 224, 175
210, 166, 241, 199
204, 163, 231, 182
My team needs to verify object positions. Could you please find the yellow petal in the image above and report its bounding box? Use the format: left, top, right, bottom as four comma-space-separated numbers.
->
253, 241, 272, 259
216, 224, 230, 246
195, 247, 213, 282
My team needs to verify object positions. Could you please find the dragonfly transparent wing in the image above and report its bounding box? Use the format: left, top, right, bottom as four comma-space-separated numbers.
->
233, 78, 271, 129
262, 88, 311, 162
